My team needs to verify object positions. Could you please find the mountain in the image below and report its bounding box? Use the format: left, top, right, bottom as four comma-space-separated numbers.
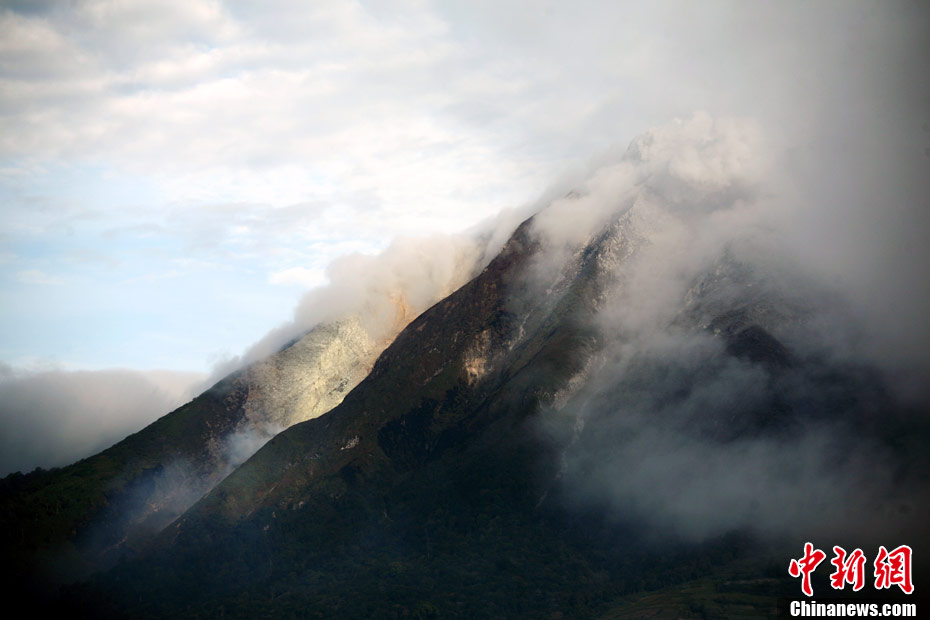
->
6, 116, 928, 618
73, 197, 924, 617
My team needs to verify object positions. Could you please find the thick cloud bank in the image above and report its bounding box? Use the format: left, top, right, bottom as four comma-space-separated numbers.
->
0, 366, 204, 476
529, 114, 929, 543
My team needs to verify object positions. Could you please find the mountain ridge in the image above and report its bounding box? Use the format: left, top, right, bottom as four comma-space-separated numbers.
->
7, 116, 928, 618
79, 185, 919, 618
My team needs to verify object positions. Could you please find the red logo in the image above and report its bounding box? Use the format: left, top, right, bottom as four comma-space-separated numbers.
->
789, 542, 826, 597
830, 546, 866, 591
789, 543, 915, 596
874, 545, 914, 594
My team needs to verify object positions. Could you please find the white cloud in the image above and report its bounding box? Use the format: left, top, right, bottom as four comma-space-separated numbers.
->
0, 0, 536, 221
269, 266, 325, 289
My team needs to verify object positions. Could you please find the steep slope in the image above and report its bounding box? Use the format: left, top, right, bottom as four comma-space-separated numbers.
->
185, 214, 595, 524
78, 212, 622, 618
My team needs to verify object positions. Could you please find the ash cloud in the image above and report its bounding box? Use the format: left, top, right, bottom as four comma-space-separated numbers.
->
528, 112, 929, 544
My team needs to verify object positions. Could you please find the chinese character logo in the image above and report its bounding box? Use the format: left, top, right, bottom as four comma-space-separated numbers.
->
789, 542, 915, 596
874, 545, 914, 594
789, 542, 826, 597
830, 546, 866, 591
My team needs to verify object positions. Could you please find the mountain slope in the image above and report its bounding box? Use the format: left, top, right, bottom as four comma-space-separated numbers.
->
0, 316, 386, 591
13, 116, 929, 617
2, 229, 500, 602
82, 213, 927, 619
73, 117, 929, 618
2, 224, 499, 602
75, 213, 636, 618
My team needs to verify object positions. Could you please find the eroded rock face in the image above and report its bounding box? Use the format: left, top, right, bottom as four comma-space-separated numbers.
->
239, 317, 378, 432
122, 317, 408, 550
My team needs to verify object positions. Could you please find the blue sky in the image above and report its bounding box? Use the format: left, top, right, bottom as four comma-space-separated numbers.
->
1, 162, 326, 369
1, 0, 927, 374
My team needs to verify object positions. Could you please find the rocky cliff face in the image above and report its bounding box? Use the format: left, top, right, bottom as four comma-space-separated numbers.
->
218, 317, 378, 465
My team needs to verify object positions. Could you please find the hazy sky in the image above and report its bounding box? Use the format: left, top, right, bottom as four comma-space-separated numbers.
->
1, 0, 927, 375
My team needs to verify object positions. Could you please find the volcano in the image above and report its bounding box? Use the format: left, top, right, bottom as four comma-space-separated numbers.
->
4, 116, 927, 619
